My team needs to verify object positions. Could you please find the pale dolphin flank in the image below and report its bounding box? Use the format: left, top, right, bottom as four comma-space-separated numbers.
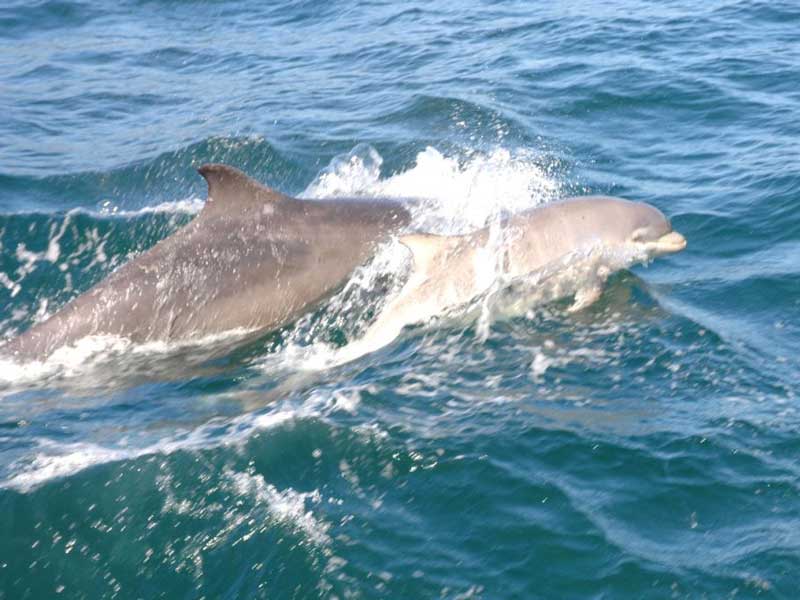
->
3, 164, 410, 359
340, 196, 686, 361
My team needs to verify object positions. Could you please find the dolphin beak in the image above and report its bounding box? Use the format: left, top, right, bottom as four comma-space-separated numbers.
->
651, 231, 687, 254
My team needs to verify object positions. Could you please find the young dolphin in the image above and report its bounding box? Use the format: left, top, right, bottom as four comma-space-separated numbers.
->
339, 196, 686, 360
2, 164, 410, 359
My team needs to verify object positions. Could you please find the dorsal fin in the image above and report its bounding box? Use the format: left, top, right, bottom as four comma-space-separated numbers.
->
197, 163, 290, 217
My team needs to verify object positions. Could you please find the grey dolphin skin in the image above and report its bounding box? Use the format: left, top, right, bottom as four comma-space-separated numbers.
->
3, 164, 410, 359
2, 163, 686, 361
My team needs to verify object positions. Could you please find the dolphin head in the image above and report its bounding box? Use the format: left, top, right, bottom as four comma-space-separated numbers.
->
504, 196, 686, 279
539, 196, 686, 259
618, 200, 686, 257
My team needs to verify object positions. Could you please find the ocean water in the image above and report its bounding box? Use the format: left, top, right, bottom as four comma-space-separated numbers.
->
1, 0, 799, 597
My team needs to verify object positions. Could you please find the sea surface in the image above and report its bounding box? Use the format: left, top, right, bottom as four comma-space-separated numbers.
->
1, 1, 799, 598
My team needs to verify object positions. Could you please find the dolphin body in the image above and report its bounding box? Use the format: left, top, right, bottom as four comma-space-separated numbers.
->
2, 163, 685, 362
340, 196, 686, 360
3, 164, 410, 359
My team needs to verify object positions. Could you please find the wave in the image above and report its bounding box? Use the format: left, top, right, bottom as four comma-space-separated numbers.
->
2, 378, 365, 494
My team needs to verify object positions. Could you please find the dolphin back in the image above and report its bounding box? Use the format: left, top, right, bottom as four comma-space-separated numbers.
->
3, 164, 410, 359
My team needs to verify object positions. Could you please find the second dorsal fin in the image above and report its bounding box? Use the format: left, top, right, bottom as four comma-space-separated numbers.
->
197, 163, 290, 217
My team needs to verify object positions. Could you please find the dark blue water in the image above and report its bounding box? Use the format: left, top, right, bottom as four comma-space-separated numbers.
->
2, 1, 799, 598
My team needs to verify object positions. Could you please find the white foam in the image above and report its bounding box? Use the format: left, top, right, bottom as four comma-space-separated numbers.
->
304, 145, 563, 234
227, 470, 330, 546
0, 328, 255, 389
531, 348, 555, 381
154, 466, 332, 563
0, 335, 133, 386
4, 441, 134, 492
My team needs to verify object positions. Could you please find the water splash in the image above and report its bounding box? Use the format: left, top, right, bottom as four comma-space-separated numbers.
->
305, 144, 564, 234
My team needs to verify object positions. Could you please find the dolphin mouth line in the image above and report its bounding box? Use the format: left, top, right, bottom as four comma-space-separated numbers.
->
649, 231, 687, 254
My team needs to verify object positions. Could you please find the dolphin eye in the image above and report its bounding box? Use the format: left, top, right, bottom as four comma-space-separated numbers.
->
631, 228, 648, 243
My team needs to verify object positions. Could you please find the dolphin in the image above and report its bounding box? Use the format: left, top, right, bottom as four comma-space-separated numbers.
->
2, 164, 410, 359
339, 196, 686, 360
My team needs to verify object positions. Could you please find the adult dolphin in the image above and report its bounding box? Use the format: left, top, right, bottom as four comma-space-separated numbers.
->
3, 164, 410, 359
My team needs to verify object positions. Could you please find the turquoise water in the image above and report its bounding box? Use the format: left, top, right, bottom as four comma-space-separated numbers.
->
1, 1, 799, 597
